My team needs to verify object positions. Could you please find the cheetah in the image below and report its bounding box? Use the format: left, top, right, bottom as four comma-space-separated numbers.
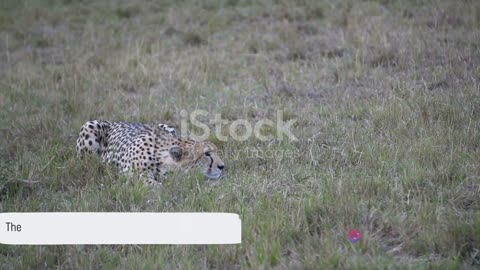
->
76, 120, 225, 186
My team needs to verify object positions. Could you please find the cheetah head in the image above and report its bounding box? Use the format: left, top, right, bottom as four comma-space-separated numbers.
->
169, 141, 225, 180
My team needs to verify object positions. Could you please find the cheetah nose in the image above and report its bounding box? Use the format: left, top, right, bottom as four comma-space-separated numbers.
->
217, 165, 224, 170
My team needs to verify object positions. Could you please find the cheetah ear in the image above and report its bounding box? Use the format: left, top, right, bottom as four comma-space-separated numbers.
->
154, 124, 177, 138
169, 146, 183, 161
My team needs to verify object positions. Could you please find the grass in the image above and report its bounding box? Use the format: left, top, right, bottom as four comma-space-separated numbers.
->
0, 0, 479, 268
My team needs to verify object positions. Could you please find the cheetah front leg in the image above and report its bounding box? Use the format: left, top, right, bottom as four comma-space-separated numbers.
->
139, 171, 162, 187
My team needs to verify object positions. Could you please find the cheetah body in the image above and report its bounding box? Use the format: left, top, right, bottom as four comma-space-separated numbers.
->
76, 120, 224, 185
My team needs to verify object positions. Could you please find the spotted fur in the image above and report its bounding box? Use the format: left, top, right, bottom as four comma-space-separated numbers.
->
76, 120, 225, 186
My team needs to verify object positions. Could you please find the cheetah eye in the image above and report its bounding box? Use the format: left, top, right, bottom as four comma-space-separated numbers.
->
205, 152, 211, 157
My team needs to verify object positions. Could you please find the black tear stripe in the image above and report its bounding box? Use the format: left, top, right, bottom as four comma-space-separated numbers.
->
208, 156, 213, 168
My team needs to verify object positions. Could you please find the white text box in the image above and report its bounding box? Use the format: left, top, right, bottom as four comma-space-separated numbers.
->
0, 212, 241, 245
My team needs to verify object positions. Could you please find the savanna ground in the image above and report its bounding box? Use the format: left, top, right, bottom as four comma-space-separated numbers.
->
0, 0, 479, 269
